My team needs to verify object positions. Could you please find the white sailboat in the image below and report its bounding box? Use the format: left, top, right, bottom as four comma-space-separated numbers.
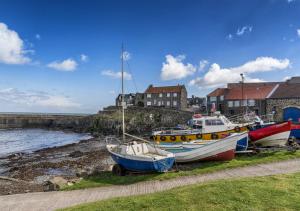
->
106, 45, 175, 175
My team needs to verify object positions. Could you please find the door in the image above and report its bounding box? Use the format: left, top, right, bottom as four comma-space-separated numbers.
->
283, 107, 300, 122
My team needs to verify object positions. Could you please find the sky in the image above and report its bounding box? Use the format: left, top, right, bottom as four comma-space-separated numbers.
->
0, 0, 300, 114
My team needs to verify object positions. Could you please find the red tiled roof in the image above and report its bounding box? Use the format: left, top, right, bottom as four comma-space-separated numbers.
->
225, 83, 278, 100
144, 85, 185, 94
207, 88, 227, 97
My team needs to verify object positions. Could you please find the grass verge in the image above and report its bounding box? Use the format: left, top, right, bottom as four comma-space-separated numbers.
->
61, 172, 300, 211
62, 150, 300, 191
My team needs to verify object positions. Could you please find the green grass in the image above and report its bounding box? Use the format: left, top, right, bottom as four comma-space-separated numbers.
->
61, 172, 300, 211
62, 150, 300, 191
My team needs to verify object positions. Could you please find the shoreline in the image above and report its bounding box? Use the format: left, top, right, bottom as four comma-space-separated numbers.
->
0, 135, 113, 195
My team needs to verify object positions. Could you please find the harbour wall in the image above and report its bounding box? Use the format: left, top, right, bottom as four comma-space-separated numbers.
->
0, 113, 93, 132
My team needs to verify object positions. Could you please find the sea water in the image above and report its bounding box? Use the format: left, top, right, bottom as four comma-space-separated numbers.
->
0, 128, 92, 157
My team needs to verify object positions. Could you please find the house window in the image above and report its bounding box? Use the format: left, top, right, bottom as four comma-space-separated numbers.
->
147, 94, 151, 98
166, 101, 170, 106
234, 101, 240, 107
248, 99, 255, 106
210, 96, 217, 102
159, 93, 163, 97
173, 93, 177, 97
154, 99, 157, 105
173, 101, 177, 106
242, 100, 247, 106
220, 95, 224, 101
228, 101, 233, 107
147, 101, 152, 106
158, 101, 161, 106
166, 93, 170, 97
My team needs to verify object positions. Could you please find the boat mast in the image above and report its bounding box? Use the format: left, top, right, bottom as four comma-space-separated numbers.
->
121, 44, 125, 141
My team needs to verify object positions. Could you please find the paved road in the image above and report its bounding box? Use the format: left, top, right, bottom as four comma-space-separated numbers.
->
1, 159, 300, 211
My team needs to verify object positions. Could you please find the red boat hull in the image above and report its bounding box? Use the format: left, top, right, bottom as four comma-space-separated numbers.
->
200, 149, 235, 161
292, 123, 300, 130
249, 121, 291, 145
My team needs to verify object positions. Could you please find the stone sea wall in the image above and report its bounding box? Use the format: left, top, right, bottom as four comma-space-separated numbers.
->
0, 114, 93, 132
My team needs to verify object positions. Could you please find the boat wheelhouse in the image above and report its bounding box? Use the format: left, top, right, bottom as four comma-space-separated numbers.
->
152, 114, 249, 143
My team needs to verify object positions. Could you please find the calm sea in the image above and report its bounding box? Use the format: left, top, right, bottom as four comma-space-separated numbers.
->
0, 129, 92, 157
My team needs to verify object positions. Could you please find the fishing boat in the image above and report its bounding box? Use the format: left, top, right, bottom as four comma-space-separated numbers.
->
161, 132, 246, 163
152, 113, 249, 143
106, 45, 175, 175
157, 132, 249, 152
248, 121, 291, 147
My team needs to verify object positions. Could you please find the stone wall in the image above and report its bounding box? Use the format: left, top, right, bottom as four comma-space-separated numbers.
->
266, 98, 300, 122
91, 107, 193, 135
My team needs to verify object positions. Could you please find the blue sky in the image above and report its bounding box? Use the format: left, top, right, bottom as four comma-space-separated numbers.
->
0, 0, 299, 113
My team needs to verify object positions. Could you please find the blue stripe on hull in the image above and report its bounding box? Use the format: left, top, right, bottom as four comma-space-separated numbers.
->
110, 153, 175, 173
236, 137, 248, 152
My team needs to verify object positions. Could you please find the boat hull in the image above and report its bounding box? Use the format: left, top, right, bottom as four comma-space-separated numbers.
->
110, 153, 174, 172
157, 132, 248, 152
153, 126, 248, 143
254, 131, 290, 147
236, 136, 248, 151
165, 133, 244, 163
290, 123, 300, 140
249, 121, 291, 147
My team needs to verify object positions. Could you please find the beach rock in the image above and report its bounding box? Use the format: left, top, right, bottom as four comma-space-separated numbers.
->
43, 176, 68, 191
69, 150, 83, 158
43, 181, 59, 191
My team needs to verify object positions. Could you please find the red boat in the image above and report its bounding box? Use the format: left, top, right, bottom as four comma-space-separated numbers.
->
249, 121, 291, 147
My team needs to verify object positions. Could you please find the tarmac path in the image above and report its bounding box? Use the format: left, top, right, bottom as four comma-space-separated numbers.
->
1, 158, 300, 211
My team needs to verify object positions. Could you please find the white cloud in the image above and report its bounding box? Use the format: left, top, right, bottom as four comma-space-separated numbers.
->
283, 76, 291, 81
101, 70, 132, 80
226, 34, 233, 40
47, 58, 78, 71
189, 57, 290, 89
0, 22, 31, 64
297, 29, 300, 38
122, 51, 131, 61
35, 34, 41, 40
236, 26, 253, 36
0, 88, 80, 108
287, 0, 295, 3
80, 54, 88, 62
160, 54, 196, 80
199, 60, 209, 71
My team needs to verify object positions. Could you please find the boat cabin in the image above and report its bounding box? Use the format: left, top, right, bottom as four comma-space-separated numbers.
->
191, 114, 242, 133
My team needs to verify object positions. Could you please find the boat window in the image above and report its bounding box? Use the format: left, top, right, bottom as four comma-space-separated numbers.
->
205, 119, 224, 126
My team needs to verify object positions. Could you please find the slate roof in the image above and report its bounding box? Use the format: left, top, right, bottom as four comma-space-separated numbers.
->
144, 85, 185, 94
268, 83, 300, 99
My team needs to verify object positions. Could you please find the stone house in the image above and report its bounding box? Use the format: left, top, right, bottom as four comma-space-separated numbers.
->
144, 84, 187, 110
115, 93, 144, 107
187, 95, 207, 112
266, 77, 300, 122
207, 82, 279, 116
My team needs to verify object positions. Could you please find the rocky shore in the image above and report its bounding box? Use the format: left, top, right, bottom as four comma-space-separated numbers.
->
0, 136, 114, 195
